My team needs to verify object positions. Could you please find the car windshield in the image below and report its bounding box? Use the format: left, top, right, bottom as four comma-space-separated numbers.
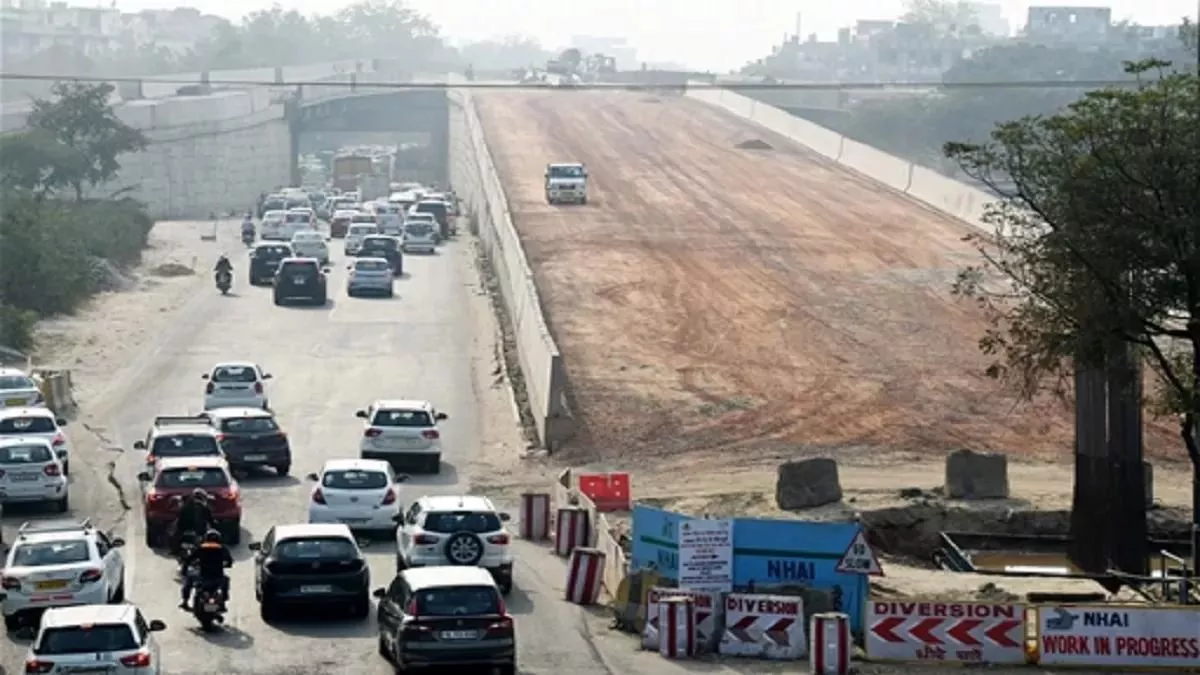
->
293, 233, 322, 242
0, 443, 52, 464
220, 416, 278, 433
12, 540, 90, 567
352, 215, 377, 224
334, 212, 357, 220
263, 200, 286, 212
376, 205, 399, 214
422, 511, 502, 534
256, 245, 291, 258
157, 467, 229, 489
355, 259, 391, 272
362, 238, 397, 252
212, 366, 257, 383
405, 223, 433, 236
36, 624, 137, 655
407, 213, 435, 223
0, 415, 55, 434
549, 165, 585, 179
279, 261, 318, 275
0, 375, 35, 390
415, 586, 502, 616
285, 212, 309, 223
349, 225, 377, 236
151, 435, 218, 456
276, 537, 357, 560
372, 409, 432, 427
285, 198, 308, 209
323, 469, 387, 489
415, 202, 446, 219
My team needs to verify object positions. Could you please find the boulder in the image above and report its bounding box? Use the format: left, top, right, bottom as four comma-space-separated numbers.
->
776, 458, 842, 510
945, 449, 1009, 500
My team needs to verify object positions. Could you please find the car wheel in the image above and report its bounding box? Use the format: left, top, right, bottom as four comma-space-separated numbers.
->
580, 197, 588, 205
351, 592, 370, 619
55, 494, 68, 513
347, 289, 356, 298
273, 293, 284, 306
111, 576, 126, 603
443, 532, 485, 566
426, 456, 440, 474
4, 614, 20, 632
275, 463, 290, 476
62, 461, 69, 476
385, 288, 394, 298
143, 525, 155, 548
377, 633, 391, 661
259, 595, 277, 622
497, 664, 517, 675
497, 577, 513, 596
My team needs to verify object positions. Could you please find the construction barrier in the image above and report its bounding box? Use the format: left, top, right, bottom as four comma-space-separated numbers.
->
519, 492, 550, 540
577, 471, 632, 511
719, 593, 806, 660
658, 597, 696, 659
31, 369, 75, 414
642, 587, 721, 652
565, 547, 605, 606
1033, 604, 1200, 669
554, 507, 590, 557
548, 468, 629, 604
866, 599, 1025, 665
810, 612, 852, 674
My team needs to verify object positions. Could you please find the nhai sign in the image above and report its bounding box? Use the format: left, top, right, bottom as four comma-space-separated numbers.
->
631, 504, 870, 631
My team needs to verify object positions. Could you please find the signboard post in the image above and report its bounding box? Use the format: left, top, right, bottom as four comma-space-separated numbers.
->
1036, 605, 1200, 668
836, 528, 883, 576
678, 518, 733, 594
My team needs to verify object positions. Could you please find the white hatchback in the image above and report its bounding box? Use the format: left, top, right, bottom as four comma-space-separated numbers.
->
0, 407, 70, 474
344, 222, 378, 255
202, 362, 272, 410
356, 400, 447, 474
0, 438, 68, 511
401, 221, 437, 253
260, 210, 288, 240
22, 604, 165, 672
291, 231, 330, 264
1, 520, 126, 631
306, 459, 408, 534
0, 368, 43, 408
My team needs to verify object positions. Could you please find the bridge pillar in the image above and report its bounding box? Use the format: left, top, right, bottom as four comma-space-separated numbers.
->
200, 71, 209, 85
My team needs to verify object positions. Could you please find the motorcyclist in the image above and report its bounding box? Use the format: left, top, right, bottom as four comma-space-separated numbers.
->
213, 254, 233, 283
172, 489, 215, 564
241, 213, 255, 240
180, 529, 233, 610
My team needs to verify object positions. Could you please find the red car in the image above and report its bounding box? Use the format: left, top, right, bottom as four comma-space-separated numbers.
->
138, 456, 242, 547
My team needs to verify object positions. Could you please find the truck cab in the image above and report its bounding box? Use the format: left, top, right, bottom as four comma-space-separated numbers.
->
545, 162, 588, 205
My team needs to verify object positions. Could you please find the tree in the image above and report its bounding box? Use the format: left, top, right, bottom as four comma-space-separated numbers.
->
944, 59, 1200, 567
27, 82, 147, 201
0, 128, 89, 197
902, 0, 978, 32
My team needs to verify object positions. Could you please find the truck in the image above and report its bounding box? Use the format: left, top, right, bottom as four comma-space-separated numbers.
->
357, 172, 390, 203
544, 162, 588, 205
331, 154, 374, 192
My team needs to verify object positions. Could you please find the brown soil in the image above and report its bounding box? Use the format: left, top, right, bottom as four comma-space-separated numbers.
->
474, 91, 1176, 467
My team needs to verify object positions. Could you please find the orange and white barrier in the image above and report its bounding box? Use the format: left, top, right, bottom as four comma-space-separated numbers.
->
719, 593, 806, 660
554, 506, 590, 556
658, 597, 696, 659
810, 612, 852, 674
577, 471, 632, 511
519, 492, 550, 540
642, 587, 721, 652
565, 547, 605, 605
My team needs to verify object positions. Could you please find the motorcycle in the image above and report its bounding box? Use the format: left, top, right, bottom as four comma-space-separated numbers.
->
241, 229, 255, 246
174, 530, 198, 567
215, 269, 232, 295
191, 579, 226, 631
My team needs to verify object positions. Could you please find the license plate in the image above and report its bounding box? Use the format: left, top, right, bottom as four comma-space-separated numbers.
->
243, 454, 267, 461
13, 473, 40, 482
65, 669, 108, 674
293, 276, 306, 284
203, 601, 219, 612
4, 398, 25, 406
341, 518, 368, 524
36, 580, 68, 591
300, 585, 332, 594
440, 630, 478, 640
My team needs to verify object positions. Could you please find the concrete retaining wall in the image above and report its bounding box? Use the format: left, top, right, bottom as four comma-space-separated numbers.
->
446, 82, 575, 449
685, 84, 996, 231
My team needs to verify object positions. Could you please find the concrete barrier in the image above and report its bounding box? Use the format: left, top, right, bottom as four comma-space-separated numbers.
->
551, 468, 629, 604
30, 369, 76, 414
686, 84, 998, 232
446, 79, 576, 449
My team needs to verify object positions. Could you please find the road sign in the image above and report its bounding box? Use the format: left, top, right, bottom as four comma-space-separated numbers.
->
835, 529, 883, 576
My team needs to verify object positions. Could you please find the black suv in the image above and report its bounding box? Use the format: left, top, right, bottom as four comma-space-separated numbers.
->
375, 567, 515, 673
356, 235, 403, 276
273, 258, 327, 305
201, 407, 291, 475
249, 524, 371, 622
249, 243, 294, 285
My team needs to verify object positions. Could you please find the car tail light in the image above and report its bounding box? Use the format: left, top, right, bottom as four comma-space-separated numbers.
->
52, 433, 65, 447
254, 382, 263, 394
79, 568, 103, 584
43, 464, 61, 477
405, 598, 419, 617
24, 659, 54, 674
312, 488, 326, 504
119, 651, 152, 668
380, 488, 396, 505
486, 533, 509, 545
214, 433, 226, 443
147, 491, 167, 504
205, 382, 214, 394
1, 576, 21, 590
485, 616, 514, 636
364, 428, 382, 438
421, 430, 439, 440
145, 455, 156, 464
413, 534, 438, 545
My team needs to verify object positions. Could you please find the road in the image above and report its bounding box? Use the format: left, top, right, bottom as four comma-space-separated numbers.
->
0, 223, 622, 674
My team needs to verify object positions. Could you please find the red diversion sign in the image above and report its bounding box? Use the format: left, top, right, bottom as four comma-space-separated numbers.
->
1037, 605, 1200, 668
866, 600, 1025, 664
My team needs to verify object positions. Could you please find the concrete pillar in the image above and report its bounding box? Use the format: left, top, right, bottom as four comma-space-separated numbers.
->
200, 71, 210, 85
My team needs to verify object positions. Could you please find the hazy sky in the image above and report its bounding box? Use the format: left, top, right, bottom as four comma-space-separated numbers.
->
114, 0, 1200, 71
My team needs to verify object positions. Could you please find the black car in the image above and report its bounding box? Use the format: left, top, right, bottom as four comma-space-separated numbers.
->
356, 235, 403, 276
375, 567, 515, 673
411, 199, 451, 239
249, 524, 371, 622
249, 243, 294, 285
202, 407, 291, 475
273, 258, 327, 305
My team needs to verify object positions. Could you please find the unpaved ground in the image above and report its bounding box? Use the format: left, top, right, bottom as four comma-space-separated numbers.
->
474, 90, 1177, 467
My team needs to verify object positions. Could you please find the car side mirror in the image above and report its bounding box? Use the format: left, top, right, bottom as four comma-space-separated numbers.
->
111, 537, 126, 547
356, 538, 371, 549
435, 412, 448, 421
392, 513, 405, 523
247, 542, 261, 551
305, 473, 319, 481
56, 418, 67, 426
136, 472, 151, 482
133, 441, 146, 450
499, 512, 512, 522
373, 588, 386, 598
262, 373, 273, 379
200, 374, 209, 379
395, 474, 409, 483
149, 620, 166, 632
355, 410, 367, 418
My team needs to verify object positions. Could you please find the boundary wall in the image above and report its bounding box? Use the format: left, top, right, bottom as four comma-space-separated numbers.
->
684, 84, 997, 232
446, 81, 576, 450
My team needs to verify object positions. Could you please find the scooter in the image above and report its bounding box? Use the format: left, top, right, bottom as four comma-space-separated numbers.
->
241, 229, 255, 247
191, 578, 227, 631
215, 270, 232, 295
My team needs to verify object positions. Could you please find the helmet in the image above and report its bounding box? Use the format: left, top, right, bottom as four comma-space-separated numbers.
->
203, 529, 222, 543
192, 488, 209, 502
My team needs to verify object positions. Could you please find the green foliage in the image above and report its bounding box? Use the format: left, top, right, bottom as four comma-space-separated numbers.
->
945, 59, 1200, 432
0, 128, 88, 196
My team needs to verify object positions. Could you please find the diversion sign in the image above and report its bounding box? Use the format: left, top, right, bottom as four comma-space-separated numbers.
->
1036, 605, 1200, 668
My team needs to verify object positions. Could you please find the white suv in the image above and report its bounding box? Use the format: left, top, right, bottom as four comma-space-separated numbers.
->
0, 407, 70, 474
22, 604, 165, 672
1, 519, 126, 631
356, 400, 447, 474
202, 362, 272, 410
394, 495, 514, 594
0, 437, 68, 512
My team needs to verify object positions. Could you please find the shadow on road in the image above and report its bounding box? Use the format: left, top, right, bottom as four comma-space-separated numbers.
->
266, 605, 377, 639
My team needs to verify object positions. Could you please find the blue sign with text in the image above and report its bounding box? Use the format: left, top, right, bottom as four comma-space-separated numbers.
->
631, 504, 869, 631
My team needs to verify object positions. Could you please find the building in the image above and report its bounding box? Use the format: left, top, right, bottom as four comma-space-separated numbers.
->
124, 8, 225, 55
1024, 6, 1112, 43
568, 35, 637, 70
1, 0, 121, 62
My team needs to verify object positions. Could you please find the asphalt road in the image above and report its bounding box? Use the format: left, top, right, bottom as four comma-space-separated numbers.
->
0, 228, 620, 674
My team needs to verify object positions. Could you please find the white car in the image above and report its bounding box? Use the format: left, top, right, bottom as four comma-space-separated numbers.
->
22, 604, 164, 672
201, 362, 272, 410
356, 400, 447, 474
395, 495, 514, 594
372, 202, 404, 235
260, 209, 288, 240
344, 222, 378, 255
401, 221, 437, 253
1, 520, 126, 631
0, 368, 43, 408
306, 459, 408, 533
291, 231, 330, 264
0, 407, 70, 474
284, 208, 316, 239
0, 438, 68, 512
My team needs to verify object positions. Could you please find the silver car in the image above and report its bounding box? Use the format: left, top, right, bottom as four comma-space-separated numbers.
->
346, 257, 394, 298
0, 369, 42, 409
401, 221, 437, 253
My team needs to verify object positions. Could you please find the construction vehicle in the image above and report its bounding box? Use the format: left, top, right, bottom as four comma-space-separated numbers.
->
332, 154, 373, 192
546, 48, 582, 76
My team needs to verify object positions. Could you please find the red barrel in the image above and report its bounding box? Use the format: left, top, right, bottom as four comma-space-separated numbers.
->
554, 507, 590, 557
658, 597, 696, 659
519, 493, 550, 540
809, 612, 851, 674
564, 547, 605, 605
